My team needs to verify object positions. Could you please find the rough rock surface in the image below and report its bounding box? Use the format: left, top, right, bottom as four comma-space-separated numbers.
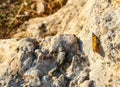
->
0, 0, 120, 87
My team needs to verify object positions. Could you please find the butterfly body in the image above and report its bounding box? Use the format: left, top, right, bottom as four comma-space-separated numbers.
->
92, 33, 100, 53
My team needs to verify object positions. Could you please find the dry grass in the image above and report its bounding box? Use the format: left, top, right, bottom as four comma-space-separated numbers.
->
0, 0, 67, 39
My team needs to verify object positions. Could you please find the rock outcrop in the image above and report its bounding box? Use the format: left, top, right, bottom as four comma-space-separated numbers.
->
0, 0, 120, 87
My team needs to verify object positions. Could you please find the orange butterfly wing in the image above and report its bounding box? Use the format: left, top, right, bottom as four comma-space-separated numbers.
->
92, 33, 100, 53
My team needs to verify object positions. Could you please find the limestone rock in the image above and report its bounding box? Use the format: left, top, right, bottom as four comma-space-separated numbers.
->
57, 46, 66, 66
80, 80, 95, 87
41, 75, 52, 87
23, 68, 42, 87
69, 68, 90, 87
66, 54, 90, 82
53, 74, 67, 87
0, 0, 120, 87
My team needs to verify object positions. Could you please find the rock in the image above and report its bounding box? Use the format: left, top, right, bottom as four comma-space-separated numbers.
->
0, 0, 120, 86
18, 38, 37, 52
66, 54, 90, 79
23, 68, 42, 87
23, 68, 41, 78
42, 34, 81, 63
48, 67, 58, 77
57, 46, 66, 66
17, 38, 38, 74
69, 68, 90, 87
25, 76, 41, 87
80, 80, 95, 87
21, 56, 33, 74
41, 75, 52, 87
53, 74, 67, 87
49, 35, 79, 54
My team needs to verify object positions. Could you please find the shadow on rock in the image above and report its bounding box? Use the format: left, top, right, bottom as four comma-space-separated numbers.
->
98, 41, 105, 57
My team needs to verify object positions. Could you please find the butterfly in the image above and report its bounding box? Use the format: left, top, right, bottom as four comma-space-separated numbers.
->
92, 33, 100, 53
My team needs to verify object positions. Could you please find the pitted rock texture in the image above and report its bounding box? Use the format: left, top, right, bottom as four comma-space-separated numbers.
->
0, 0, 120, 87
0, 35, 86, 87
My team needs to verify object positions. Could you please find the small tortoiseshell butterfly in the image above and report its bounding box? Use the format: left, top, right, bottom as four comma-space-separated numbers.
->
92, 33, 100, 53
